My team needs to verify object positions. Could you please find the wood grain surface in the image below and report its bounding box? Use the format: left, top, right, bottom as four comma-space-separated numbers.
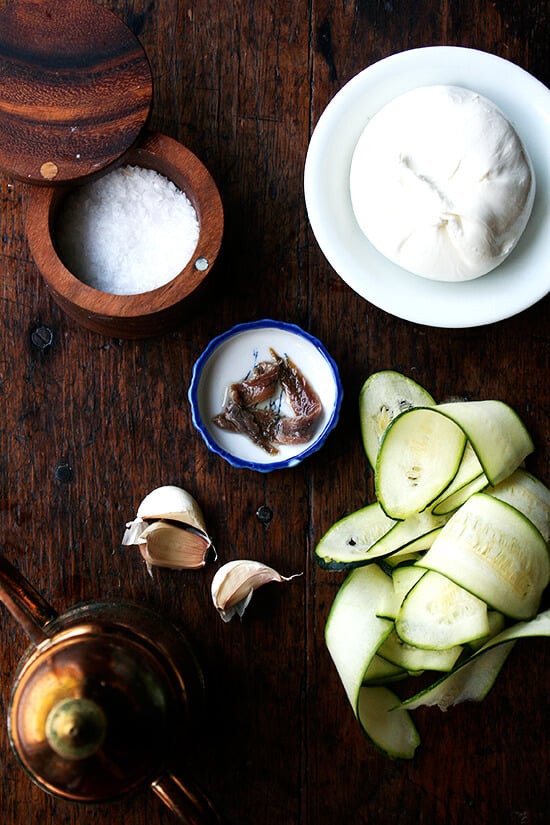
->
0, 0, 153, 183
0, 1, 548, 824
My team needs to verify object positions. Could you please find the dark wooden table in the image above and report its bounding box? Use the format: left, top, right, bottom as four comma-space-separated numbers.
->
1, 1, 549, 823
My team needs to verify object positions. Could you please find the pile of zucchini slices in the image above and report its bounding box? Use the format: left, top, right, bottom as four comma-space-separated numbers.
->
316, 371, 550, 758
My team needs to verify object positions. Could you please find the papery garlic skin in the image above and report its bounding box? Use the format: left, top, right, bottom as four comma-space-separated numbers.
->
211, 560, 301, 622
122, 485, 213, 573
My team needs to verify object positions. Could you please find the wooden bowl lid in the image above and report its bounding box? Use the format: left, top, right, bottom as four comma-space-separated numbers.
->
0, 0, 152, 185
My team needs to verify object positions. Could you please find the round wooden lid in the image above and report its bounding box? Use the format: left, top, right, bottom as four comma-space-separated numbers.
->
0, 0, 153, 185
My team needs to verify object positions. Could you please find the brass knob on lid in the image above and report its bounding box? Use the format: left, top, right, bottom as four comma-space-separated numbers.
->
45, 697, 107, 761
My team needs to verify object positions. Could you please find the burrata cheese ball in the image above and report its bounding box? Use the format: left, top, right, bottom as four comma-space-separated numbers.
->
350, 85, 535, 281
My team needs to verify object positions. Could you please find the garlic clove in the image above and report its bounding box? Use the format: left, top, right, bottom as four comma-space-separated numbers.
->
211, 560, 301, 622
136, 485, 208, 532
138, 521, 212, 573
121, 485, 213, 574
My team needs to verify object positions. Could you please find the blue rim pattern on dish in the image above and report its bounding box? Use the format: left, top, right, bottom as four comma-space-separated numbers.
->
188, 319, 343, 472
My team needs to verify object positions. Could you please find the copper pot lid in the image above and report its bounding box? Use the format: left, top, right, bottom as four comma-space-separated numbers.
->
8, 627, 182, 801
0, 0, 153, 185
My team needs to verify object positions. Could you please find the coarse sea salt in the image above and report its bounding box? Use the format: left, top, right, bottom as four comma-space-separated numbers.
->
55, 165, 200, 295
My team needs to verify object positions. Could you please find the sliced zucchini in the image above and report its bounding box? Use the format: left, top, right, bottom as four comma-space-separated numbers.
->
400, 608, 550, 711
324, 565, 420, 758
391, 565, 425, 602
319, 372, 549, 759
381, 526, 444, 568
378, 562, 426, 619
432, 471, 488, 516
325, 565, 394, 710
467, 610, 507, 651
315, 502, 447, 570
362, 654, 407, 685
375, 581, 404, 620
417, 493, 550, 620
399, 641, 515, 711
430, 442, 484, 513
375, 407, 466, 519
315, 502, 395, 570
395, 570, 489, 650
435, 400, 534, 486
359, 370, 435, 468
357, 686, 420, 759
373, 514, 447, 567
488, 468, 550, 543
378, 628, 463, 672
381, 550, 423, 568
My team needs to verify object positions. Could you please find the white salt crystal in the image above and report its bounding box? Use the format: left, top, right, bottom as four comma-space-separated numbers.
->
55, 165, 200, 295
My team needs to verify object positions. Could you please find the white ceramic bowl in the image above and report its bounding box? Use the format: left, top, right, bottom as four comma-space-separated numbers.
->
304, 46, 550, 328
188, 320, 343, 471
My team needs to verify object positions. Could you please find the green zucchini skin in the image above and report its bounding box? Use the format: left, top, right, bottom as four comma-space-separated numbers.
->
359, 370, 436, 469
435, 400, 535, 486
375, 407, 467, 520
399, 610, 550, 711
417, 493, 550, 620
315, 503, 448, 571
324, 564, 421, 760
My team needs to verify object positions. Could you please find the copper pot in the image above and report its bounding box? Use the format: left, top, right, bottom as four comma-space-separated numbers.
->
0, 554, 223, 824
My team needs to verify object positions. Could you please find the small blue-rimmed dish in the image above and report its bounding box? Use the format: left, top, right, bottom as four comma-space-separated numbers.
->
188, 319, 343, 472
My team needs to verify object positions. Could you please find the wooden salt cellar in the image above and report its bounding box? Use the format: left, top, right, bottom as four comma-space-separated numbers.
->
0, 0, 223, 338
